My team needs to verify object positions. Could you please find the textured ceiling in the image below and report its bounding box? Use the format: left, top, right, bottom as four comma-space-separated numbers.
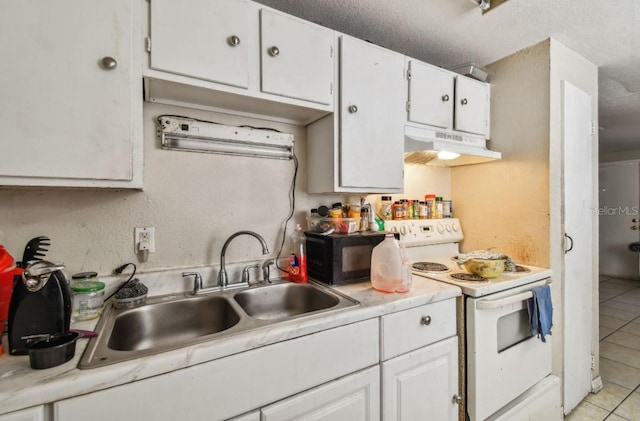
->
255, 0, 640, 154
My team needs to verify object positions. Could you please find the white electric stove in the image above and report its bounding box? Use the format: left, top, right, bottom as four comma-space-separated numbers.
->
384, 218, 562, 421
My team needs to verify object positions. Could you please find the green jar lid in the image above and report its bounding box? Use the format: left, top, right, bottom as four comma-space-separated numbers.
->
72, 281, 105, 292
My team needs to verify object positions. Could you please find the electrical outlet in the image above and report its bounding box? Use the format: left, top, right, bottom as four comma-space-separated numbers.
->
134, 227, 156, 253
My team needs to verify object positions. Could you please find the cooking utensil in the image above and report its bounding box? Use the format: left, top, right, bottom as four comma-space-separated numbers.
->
462, 258, 506, 278
27, 331, 79, 369
20, 236, 51, 268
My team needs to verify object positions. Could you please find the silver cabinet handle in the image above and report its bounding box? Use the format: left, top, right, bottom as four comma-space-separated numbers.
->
228, 35, 241, 47
101, 56, 117, 70
268, 46, 280, 57
348, 105, 358, 113
633, 226, 639, 230
634, 218, 639, 223
453, 394, 463, 405
442, 94, 450, 102
460, 98, 468, 105
420, 315, 431, 325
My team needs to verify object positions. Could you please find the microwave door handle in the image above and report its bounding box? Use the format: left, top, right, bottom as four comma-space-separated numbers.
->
476, 291, 533, 310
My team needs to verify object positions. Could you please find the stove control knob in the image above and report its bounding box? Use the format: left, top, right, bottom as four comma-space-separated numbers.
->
400, 225, 407, 235
437, 222, 445, 234
452, 223, 459, 232
445, 223, 452, 232
390, 226, 398, 233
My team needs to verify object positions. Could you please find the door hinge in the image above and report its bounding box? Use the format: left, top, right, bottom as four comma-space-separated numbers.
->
330, 45, 334, 58
145, 37, 151, 53
591, 121, 597, 135
330, 82, 333, 95
406, 101, 411, 112
591, 355, 596, 369
406, 69, 412, 80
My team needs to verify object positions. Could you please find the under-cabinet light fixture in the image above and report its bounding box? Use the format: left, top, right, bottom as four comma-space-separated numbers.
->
158, 116, 294, 160
437, 151, 461, 160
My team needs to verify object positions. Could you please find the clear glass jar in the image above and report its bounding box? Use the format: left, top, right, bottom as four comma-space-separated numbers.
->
71, 272, 105, 321
379, 196, 393, 221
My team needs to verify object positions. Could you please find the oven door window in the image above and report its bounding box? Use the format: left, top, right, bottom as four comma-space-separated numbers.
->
497, 308, 533, 352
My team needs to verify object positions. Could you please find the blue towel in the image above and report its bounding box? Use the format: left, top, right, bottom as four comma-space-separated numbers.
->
527, 285, 553, 343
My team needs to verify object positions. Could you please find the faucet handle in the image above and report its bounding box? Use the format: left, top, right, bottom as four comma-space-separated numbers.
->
241, 264, 261, 286
182, 272, 202, 294
261, 259, 276, 284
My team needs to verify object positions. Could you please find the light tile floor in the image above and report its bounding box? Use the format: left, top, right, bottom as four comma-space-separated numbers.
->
565, 276, 640, 420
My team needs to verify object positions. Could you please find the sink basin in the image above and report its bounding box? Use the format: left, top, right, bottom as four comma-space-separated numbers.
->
108, 296, 240, 351
235, 283, 339, 320
79, 280, 358, 369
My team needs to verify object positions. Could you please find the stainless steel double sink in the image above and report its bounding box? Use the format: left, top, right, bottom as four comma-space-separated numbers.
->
79, 280, 359, 369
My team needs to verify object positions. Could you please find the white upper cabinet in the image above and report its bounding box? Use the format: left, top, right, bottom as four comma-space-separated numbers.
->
407, 60, 454, 129
406, 58, 490, 138
149, 0, 250, 88
144, 1, 335, 124
338, 36, 405, 191
0, 0, 142, 188
260, 9, 334, 105
455, 76, 490, 136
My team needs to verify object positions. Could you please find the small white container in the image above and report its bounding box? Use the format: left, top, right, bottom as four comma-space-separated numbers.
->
71, 272, 105, 321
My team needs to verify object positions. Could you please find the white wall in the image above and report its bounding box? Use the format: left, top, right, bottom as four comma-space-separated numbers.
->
0, 103, 346, 277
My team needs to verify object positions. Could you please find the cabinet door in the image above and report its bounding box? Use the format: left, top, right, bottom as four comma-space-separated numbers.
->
454, 76, 489, 136
260, 10, 334, 105
150, 0, 250, 88
407, 60, 454, 129
0, 406, 44, 421
339, 36, 405, 190
0, 0, 139, 185
382, 336, 458, 421
262, 366, 380, 421
228, 410, 260, 421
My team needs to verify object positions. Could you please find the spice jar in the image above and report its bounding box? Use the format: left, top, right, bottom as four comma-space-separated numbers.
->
436, 197, 444, 219
393, 201, 404, 220
71, 272, 105, 321
379, 196, 393, 221
425, 194, 436, 219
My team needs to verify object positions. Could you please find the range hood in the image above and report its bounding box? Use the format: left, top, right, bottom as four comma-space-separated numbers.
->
404, 125, 501, 167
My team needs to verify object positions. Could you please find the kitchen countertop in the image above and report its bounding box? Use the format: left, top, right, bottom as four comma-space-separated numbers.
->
0, 274, 460, 415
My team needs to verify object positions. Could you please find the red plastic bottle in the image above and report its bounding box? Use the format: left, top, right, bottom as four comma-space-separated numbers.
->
287, 224, 308, 283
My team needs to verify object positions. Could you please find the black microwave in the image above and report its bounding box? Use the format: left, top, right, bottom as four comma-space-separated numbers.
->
305, 231, 391, 285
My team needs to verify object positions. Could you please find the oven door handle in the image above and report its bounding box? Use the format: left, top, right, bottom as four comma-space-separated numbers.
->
476, 291, 533, 310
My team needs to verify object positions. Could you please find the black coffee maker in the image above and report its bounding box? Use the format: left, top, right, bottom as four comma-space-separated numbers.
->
7, 261, 72, 355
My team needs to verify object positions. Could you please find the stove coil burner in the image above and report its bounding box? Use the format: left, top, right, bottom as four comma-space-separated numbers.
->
450, 273, 486, 282
412, 262, 449, 273
515, 265, 531, 273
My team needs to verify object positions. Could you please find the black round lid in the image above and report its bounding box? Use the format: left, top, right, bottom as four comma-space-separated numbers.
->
71, 271, 98, 280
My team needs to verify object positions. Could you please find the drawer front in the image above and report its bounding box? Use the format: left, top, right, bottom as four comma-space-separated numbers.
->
381, 298, 456, 360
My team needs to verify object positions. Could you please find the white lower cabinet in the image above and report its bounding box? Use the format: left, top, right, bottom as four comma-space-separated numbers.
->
0, 406, 45, 421
261, 366, 380, 421
54, 319, 378, 421
382, 336, 458, 421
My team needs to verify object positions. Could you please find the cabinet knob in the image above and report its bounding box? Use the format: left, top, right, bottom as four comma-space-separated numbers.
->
461, 98, 468, 105
633, 218, 639, 223
420, 315, 431, 325
268, 46, 280, 57
228, 35, 241, 47
442, 94, 450, 102
101, 56, 117, 70
632, 226, 639, 230
348, 105, 358, 114
452, 394, 463, 405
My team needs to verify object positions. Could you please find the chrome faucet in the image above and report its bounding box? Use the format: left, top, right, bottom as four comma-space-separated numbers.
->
218, 231, 269, 287
262, 258, 276, 284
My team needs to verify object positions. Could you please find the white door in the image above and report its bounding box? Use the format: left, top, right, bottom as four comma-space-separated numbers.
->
454, 76, 489, 136
407, 60, 454, 129
260, 10, 334, 105
382, 336, 458, 421
599, 161, 640, 278
149, 0, 250, 88
0, 406, 45, 421
561, 81, 594, 413
339, 36, 405, 190
261, 366, 380, 421
0, 0, 136, 182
